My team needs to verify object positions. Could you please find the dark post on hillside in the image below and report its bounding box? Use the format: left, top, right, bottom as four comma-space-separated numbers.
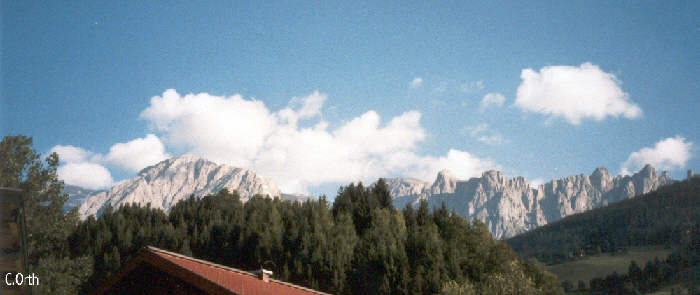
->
0, 187, 29, 295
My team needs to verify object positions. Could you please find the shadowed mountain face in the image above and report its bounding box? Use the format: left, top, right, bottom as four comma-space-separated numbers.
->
77, 155, 281, 219
62, 185, 106, 212
389, 165, 672, 238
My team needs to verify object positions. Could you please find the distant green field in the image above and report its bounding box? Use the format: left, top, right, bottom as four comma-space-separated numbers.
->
546, 247, 673, 288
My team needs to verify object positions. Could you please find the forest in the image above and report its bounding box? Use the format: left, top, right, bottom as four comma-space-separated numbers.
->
584, 242, 699, 295
507, 176, 700, 294
1, 135, 564, 294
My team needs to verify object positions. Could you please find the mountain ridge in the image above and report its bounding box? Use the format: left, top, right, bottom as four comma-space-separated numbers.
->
77, 155, 281, 219
71, 155, 674, 239
388, 164, 673, 238
506, 176, 700, 264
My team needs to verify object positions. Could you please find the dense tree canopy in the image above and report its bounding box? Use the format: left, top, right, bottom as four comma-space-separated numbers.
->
66, 184, 564, 294
583, 224, 700, 294
2, 135, 563, 294
1, 135, 91, 294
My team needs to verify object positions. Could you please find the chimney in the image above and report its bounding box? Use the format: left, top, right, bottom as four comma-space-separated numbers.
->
256, 269, 273, 282
689, 169, 695, 180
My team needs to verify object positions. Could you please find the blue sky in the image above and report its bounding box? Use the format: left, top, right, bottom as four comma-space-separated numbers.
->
2, 1, 698, 196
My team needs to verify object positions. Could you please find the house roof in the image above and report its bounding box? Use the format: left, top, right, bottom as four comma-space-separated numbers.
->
93, 246, 332, 295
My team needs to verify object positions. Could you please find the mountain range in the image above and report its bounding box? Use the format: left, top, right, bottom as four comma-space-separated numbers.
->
387, 165, 672, 238
69, 155, 673, 238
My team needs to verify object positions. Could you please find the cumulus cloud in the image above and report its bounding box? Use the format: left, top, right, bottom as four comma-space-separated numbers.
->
50, 145, 92, 163
514, 63, 642, 125
140, 89, 498, 193
409, 77, 423, 89
293, 91, 326, 119
479, 93, 505, 111
50, 133, 170, 188
57, 163, 114, 189
621, 136, 693, 175
405, 149, 499, 181
50, 145, 114, 189
104, 134, 171, 172
141, 89, 275, 168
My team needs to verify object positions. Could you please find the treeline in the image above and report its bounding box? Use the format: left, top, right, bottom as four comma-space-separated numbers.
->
507, 177, 700, 265
581, 228, 699, 294
2, 135, 564, 295
69, 184, 564, 294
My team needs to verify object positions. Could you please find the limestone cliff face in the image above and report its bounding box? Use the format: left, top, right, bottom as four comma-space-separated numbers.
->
431, 169, 458, 194
78, 155, 281, 219
389, 165, 673, 238
383, 177, 428, 209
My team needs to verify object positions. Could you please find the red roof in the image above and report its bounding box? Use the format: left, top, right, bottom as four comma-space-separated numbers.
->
93, 246, 331, 295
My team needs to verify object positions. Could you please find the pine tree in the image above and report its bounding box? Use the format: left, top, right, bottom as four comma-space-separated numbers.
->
1, 135, 92, 294
373, 178, 392, 209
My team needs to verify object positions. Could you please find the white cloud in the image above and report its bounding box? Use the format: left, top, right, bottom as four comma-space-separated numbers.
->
140, 89, 276, 168
409, 77, 423, 89
140, 89, 498, 193
104, 134, 170, 172
514, 63, 642, 125
289, 91, 327, 119
57, 162, 114, 189
479, 93, 505, 111
465, 123, 505, 145
50, 134, 170, 188
529, 178, 545, 189
50, 145, 114, 189
50, 145, 91, 163
620, 136, 693, 175
405, 149, 499, 181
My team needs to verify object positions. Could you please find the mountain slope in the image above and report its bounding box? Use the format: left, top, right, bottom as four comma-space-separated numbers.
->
62, 184, 105, 212
389, 165, 673, 238
506, 176, 700, 264
78, 155, 280, 219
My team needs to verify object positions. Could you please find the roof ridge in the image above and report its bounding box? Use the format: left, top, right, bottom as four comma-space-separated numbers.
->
146, 246, 255, 277
146, 246, 332, 295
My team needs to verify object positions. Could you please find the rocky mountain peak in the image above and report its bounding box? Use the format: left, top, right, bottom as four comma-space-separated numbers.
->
386, 178, 430, 197
481, 170, 507, 188
431, 169, 458, 194
78, 156, 281, 219
629, 164, 671, 195
590, 167, 613, 191
638, 164, 655, 177
592, 167, 610, 177
482, 169, 504, 178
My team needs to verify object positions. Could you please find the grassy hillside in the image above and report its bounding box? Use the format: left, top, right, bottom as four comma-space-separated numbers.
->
507, 177, 700, 265
545, 247, 672, 287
